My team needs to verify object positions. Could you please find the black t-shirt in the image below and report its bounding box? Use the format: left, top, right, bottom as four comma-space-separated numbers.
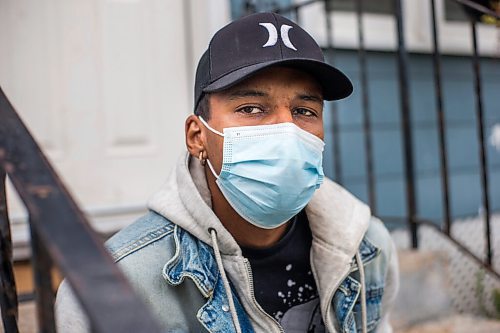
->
241, 211, 325, 332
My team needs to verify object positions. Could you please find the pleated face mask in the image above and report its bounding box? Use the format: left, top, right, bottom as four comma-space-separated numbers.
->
199, 116, 325, 229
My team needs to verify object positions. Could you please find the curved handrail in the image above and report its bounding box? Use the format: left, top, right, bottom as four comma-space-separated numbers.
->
0, 86, 163, 333
454, 0, 500, 19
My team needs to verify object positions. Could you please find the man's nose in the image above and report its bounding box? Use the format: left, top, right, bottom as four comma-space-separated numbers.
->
270, 107, 293, 124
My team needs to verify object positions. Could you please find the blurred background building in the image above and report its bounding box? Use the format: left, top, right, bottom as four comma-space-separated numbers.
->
1, 0, 498, 247
0, 0, 499, 332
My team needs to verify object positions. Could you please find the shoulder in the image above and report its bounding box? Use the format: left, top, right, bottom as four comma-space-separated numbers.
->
104, 210, 179, 301
105, 210, 175, 262
55, 212, 175, 333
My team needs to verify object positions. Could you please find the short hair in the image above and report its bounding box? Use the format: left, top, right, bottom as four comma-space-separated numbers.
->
194, 94, 210, 121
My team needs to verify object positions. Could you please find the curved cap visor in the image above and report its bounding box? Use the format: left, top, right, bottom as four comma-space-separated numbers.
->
202, 59, 353, 101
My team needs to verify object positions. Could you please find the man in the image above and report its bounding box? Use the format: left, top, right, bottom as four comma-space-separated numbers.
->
56, 12, 398, 333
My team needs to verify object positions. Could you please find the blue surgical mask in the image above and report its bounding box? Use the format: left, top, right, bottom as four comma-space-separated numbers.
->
199, 117, 325, 229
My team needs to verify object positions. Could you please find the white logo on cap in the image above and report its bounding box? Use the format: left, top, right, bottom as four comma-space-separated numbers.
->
259, 23, 297, 51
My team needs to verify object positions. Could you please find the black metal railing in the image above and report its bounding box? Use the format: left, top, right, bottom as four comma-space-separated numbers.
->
0, 87, 163, 332
245, 0, 499, 278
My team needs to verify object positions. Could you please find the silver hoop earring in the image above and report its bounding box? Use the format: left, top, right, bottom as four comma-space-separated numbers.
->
199, 151, 206, 166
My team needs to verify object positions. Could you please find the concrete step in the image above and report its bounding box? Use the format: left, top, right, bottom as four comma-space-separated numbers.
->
396, 314, 500, 333
0, 302, 37, 333
391, 215, 500, 318
391, 250, 454, 330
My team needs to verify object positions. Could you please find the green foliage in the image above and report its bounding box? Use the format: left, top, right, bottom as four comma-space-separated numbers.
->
475, 269, 500, 319
493, 289, 500, 315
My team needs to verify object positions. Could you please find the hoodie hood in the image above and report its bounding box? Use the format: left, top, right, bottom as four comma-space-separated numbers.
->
148, 152, 370, 259
148, 152, 242, 255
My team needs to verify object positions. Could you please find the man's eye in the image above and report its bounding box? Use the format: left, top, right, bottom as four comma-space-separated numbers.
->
237, 106, 264, 114
293, 108, 316, 117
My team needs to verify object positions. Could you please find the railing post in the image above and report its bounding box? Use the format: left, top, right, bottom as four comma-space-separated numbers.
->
30, 225, 56, 333
430, 0, 452, 235
323, 0, 344, 185
0, 171, 20, 333
394, 0, 418, 248
244, 0, 256, 15
355, 0, 377, 214
470, 20, 492, 266
294, 6, 301, 25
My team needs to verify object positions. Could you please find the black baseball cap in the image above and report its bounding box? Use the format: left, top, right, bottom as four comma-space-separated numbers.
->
194, 12, 353, 110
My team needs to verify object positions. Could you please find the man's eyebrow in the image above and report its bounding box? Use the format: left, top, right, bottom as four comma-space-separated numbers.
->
226, 89, 268, 100
297, 93, 323, 104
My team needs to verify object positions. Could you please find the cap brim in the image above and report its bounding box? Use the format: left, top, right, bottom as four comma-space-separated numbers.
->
203, 58, 353, 101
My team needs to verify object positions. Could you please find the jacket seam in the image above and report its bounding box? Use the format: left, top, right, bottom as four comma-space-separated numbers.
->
111, 225, 174, 262
196, 271, 220, 331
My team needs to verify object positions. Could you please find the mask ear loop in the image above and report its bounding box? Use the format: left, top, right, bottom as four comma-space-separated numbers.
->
199, 116, 224, 137
206, 159, 220, 180
198, 116, 222, 179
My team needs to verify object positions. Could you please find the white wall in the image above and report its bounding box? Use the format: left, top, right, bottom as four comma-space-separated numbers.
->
0, 0, 230, 258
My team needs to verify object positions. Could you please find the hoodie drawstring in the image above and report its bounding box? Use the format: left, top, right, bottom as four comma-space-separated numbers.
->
209, 227, 366, 333
209, 228, 242, 333
355, 252, 367, 333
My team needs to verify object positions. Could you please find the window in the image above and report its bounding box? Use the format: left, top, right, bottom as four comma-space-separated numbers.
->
445, 0, 470, 21
324, 0, 393, 15
230, 0, 292, 19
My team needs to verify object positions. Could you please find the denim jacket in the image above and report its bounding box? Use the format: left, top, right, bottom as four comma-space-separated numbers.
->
55, 153, 398, 333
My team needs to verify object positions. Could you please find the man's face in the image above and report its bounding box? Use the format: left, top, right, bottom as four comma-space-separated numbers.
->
203, 66, 324, 174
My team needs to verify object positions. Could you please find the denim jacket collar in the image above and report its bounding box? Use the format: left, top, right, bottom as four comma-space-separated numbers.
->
163, 221, 380, 333
163, 225, 255, 333
163, 225, 218, 297
164, 225, 379, 291
352, 238, 380, 270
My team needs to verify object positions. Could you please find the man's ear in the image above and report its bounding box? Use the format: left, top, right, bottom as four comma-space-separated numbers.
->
185, 115, 206, 160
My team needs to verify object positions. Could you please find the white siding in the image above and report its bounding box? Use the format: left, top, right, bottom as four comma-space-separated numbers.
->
0, 0, 230, 258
